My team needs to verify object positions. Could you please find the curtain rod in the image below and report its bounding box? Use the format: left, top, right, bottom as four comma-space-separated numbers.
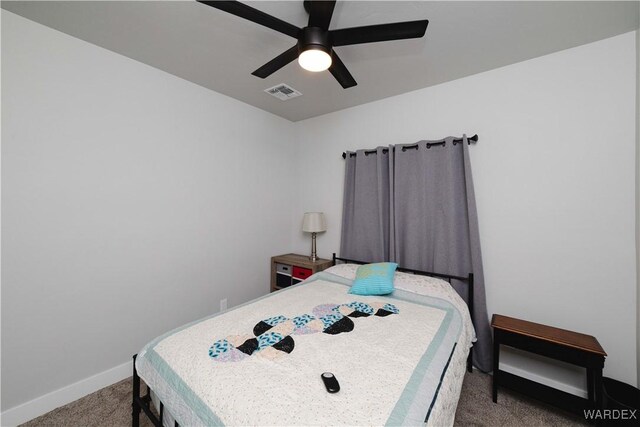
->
341, 134, 479, 159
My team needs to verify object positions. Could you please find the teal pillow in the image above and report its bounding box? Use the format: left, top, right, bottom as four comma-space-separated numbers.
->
349, 262, 398, 295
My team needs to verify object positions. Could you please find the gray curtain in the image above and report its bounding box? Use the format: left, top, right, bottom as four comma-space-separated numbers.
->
340, 146, 393, 262
340, 136, 492, 372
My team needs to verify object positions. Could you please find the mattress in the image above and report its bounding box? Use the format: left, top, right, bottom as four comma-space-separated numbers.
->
136, 265, 475, 426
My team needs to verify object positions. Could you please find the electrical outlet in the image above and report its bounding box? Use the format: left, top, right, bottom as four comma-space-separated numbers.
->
220, 298, 227, 311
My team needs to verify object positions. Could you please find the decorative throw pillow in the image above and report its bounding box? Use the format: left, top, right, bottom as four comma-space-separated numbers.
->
348, 262, 398, 295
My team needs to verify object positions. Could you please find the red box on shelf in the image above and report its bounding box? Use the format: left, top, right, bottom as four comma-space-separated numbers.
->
292, 266, 313, 280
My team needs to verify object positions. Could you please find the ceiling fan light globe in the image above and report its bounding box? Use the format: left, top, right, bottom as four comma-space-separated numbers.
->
298, 49, 332, 72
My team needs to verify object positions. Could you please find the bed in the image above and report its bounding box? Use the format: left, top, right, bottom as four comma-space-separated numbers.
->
133, 255, 476, 426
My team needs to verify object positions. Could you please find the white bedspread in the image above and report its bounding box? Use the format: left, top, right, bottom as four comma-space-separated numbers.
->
136, 266, 475, 426
325, 264, 476, 426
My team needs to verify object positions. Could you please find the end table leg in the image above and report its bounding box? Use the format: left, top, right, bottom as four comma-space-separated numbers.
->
492, 331, 500, 403
586, 368, 594, 407
594, 368, 603, 411
594, 367, 604, 427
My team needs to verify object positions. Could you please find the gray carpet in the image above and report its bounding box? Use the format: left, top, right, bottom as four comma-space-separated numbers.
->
20, 372, 589, 426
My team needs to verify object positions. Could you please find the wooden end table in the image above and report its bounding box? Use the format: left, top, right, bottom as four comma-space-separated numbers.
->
270, 253, 333, 292
491, 314, 606, 415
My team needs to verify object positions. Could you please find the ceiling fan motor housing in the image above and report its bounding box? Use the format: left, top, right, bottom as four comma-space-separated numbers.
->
298, 26, 331, 55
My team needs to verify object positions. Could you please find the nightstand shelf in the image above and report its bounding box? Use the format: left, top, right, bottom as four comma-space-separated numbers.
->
270, 253, 333, 292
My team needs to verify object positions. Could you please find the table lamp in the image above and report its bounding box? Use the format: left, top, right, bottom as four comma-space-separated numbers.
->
302, 212, 326, 262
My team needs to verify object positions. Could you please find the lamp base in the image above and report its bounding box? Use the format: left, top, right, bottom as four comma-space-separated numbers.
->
309, 232, 318, 262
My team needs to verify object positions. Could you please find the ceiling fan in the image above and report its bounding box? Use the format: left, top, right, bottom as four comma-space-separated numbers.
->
197, 0, 429, 89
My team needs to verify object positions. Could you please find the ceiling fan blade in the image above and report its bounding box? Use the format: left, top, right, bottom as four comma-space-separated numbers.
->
308, 1, 336, 30
331, 20, 429, 46
197, 1, 300, 39
329, 50, 357, 89
252, 45, 299, 78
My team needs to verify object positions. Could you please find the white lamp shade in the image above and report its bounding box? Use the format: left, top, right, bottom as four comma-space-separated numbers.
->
302, 212, 327, 233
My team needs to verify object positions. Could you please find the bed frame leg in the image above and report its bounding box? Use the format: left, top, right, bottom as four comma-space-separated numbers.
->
466, 273, 474, 373
132, 354, 141, 427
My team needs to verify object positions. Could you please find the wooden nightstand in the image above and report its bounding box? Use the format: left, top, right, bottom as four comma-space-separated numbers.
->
270, 253, 333, 292
491, 314, 606, 416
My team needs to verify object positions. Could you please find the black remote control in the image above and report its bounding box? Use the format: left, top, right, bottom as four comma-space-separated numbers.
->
321, 372, 340, 393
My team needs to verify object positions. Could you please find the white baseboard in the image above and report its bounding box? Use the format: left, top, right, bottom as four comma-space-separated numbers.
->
0, 361, 132, 426
500, 362, 588, 399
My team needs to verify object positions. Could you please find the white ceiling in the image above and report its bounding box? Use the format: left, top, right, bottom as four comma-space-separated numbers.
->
3, 1, 639, 121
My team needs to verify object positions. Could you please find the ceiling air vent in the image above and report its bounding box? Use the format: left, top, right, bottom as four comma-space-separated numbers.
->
264, 83, 302, 101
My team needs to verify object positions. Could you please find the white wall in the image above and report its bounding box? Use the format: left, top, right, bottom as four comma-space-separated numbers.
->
292, 32, 638, 391
636, 28, 639, 388
1, 10, 295, 415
